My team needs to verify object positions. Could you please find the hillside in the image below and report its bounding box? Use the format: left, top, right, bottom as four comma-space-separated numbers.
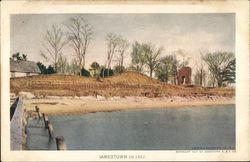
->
10, 71, 235, 97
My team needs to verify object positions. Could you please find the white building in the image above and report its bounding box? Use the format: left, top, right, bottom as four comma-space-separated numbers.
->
10, 59, 41, 78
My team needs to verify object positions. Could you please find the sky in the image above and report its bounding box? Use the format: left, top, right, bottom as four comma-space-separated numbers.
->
11, 13, 235, 69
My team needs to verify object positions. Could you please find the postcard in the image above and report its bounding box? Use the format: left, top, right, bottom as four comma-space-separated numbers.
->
1, 0, 249, 161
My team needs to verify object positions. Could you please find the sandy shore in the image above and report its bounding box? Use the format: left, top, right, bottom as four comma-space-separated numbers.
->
23, 95, 235, 116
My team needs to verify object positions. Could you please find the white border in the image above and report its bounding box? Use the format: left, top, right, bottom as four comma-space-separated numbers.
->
1, 1, 249, 161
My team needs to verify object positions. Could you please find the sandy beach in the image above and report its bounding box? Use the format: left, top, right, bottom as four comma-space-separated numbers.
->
23, 95, 235, 116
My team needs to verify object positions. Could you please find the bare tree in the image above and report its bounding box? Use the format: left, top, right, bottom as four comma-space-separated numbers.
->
90, 61, 101, 77
69, 58, 79, 75
194, 63, 207, 86
57, 55, 68, 74
104, 33, 120, 77
155, 55, 178, 83
41, 24, 68, 72
174, 49, 190, 67
169, 49, 190, 84
172, 59, 179, 85
143, 43, 163, 77
194, 50, 207, 86
202, 51, 235, 87
116, 38, 129, 73
65, 17, 94, 76
131, 41, 146, 73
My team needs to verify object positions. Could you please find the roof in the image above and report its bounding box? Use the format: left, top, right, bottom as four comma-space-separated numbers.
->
10, 59, 41, 73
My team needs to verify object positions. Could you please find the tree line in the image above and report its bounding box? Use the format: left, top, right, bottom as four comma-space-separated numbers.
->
12, 17, 235, 88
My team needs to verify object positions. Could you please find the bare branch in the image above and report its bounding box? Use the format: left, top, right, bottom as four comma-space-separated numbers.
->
41, 24, 68, 72
64, 17, 94, 76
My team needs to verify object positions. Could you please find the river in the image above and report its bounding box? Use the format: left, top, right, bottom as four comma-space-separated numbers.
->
26, 105, 235, 150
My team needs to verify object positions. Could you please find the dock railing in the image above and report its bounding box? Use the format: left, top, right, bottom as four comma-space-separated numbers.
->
10, 97, 24, 150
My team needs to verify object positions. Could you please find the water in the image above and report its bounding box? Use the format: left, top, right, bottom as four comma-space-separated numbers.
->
26, 105, 235, 150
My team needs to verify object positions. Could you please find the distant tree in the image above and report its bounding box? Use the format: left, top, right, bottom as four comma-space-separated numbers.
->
65, 63, 71, 75
36, 62, 47, 74
113, 65, 125, 74
174, 49, 190, 67
155, 55, 178, 83
12, 52, 21, 60
90, 61, 101, 77
12, 52, 27, 61
131, 42, 163, 77
90, 61, 100, 70
100, 67, 114, 77
143, 43, 163, 77
47, 65, 56, 74
169, 49, 190, 84
220, 58, 235, 85
130, 41, 146, 73
57, 55, 68, 73
104, 33, 120, 77
171, 61, 178, 85
194, 70, 207, 86
69, 58, 79, 75
37, 62, 56, 74
202, 51, 235, 87
194, 50, 207, 86
80, 68, 90, 77
116, 38, 129, 73
22, 54, 27, 61
41, 24, 68, 73
65, 17, 94, 76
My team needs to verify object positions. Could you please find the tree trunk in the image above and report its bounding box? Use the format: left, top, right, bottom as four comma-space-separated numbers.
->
212, 77, 215, 88
121, 57, 123, 71
171, 64, 178, 85
165, 75, 168, 83
203, 76, 206, 87
54, 63, 58, 73
80, 70, 82, 76
199, 71, 203, 86
173, 68, 177, 85
150, 68, 153, 77
79, 64, 83, 76
217, 78, 222, 87
102, 69, 105, 77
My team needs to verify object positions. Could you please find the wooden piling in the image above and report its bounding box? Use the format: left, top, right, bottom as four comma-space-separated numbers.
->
42, 113, 46, 122
35, 106, 39, 112
42, 113, 49, 128
45, 118, 49, 129
39, 112, 42, 119
47, 121, 53, 138
35, 106, 41, 119
23, 116, 28, 134
56, 136, 67, 150
45, 120, 49, 129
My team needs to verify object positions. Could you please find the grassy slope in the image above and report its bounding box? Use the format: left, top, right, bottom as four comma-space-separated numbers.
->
10, 71, 235, 97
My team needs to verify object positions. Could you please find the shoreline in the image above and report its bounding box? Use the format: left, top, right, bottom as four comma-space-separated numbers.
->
23, 95, 235, 116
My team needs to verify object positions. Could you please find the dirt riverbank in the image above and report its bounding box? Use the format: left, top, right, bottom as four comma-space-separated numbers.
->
11, 72, 235, 98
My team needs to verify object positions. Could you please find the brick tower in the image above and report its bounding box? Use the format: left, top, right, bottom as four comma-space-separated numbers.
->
177, 67, 192, 85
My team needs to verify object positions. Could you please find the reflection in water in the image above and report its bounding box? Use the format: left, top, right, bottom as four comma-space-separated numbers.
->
26, 105, 235, 150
